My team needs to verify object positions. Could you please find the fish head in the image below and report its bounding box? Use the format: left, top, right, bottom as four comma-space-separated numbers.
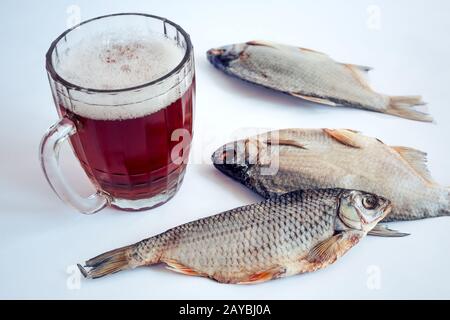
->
338, 190, 392, 233
211, 137, 272, 186
211, 139, 252, 185
207, 43, 246, 71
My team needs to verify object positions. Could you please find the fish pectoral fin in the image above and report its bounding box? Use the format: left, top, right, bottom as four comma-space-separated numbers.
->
322, 128, 362, 148
306, 234, 344, 264
246, 40, 277, 49
391, 146, 435, 184
163, 259, 204, 277
237, 266, 285, 285
266, 138, 306, 150
306, 231, 362, 264
368, 224, 410, 237
290, 92, 339, 107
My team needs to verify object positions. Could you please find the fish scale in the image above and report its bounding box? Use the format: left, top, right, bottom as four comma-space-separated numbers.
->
79, 188, 390, 283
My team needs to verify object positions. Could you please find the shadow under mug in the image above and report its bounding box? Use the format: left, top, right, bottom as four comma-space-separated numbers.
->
40, 13, 195, 214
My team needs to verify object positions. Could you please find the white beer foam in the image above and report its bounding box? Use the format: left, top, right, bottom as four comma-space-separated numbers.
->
56, 32, 192, 121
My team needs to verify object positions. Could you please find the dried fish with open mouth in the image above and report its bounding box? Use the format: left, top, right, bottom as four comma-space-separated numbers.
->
78, 189, 390, 284
207, 41, 431, 122
212, 128, 449, 230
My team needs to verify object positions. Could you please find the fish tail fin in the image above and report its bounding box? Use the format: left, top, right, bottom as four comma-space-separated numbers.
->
78, 244, 137, 279
386, 96, 433, 122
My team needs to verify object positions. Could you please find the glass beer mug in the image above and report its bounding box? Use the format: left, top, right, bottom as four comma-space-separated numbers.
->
40, 13, 195, 213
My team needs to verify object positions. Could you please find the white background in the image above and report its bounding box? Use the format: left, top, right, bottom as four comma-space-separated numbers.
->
1, 0, 450, 299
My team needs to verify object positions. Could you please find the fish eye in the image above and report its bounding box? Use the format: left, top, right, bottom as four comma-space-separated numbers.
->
362, 195, 378, 210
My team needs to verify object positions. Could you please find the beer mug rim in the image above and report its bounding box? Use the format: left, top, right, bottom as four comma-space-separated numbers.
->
45, 12, 193, 94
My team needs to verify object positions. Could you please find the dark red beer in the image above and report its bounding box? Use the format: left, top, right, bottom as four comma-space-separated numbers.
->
58, 82, 194, 204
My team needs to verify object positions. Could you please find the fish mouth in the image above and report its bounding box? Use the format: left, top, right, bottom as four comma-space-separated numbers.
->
371, 199, 393, 222
361, 202, 393, 232
380, 202, 393, 219
207, 46, 239, 69
207, 48, 225, 56
211, 143, 250, 184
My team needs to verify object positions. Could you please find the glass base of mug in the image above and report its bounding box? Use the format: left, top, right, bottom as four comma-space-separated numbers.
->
109, 192, 177, 211
108, 182, 183, 212
106, 169, 186, 212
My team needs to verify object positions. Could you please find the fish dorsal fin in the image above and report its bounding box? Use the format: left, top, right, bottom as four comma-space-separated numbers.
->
163, 259, 204, 277
290, 92, 338, 106
323, 128, 362, 148
298, 47, 328, 56
306, 234, 343, 263
343, 64, 373, 91
246, 40, 277, 49
392, 146, 434, 183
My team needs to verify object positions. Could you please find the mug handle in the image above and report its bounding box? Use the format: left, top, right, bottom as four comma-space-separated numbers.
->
39, 117, 108, 214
